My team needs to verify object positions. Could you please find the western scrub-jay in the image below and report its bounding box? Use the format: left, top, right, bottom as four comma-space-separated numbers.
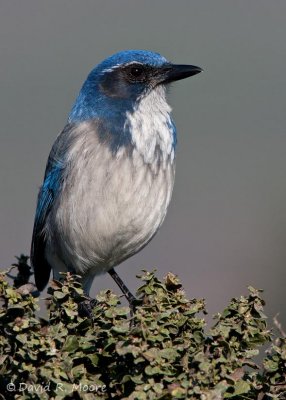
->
31, 50, 202, 305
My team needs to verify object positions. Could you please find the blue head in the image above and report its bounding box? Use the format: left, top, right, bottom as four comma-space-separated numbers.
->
68, 50, 202, 151
69, 50, 202, 122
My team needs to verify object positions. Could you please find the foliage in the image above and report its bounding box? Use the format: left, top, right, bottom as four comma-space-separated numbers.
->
0, 257, 285, 399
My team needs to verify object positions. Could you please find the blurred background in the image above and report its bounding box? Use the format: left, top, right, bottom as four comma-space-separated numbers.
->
1, 0, 285, 326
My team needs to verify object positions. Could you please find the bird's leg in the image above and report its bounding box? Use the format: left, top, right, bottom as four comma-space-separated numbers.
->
108, 268, 137, 312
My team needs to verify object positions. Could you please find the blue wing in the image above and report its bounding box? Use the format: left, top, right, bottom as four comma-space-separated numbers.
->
31, 129, 67, 291
30, 121, 108, 290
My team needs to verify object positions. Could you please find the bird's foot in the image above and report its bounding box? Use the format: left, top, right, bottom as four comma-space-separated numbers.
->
78, 297, 97, 319
128, 296, 142, 324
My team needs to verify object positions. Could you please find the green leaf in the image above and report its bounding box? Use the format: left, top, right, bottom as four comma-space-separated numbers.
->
62, 335, 79, 352
87, 353, 99, 366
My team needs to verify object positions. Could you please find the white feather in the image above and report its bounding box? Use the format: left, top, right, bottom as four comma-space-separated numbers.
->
125, 85, 175, 165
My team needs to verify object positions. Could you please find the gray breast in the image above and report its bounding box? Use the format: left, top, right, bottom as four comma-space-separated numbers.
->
46, 126, 175, 277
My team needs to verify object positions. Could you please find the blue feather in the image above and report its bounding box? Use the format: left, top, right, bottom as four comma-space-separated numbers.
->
68, 50, 169, 134
31, 147, 64, 290
35, 164, 62, 225
167, 118, 177, 150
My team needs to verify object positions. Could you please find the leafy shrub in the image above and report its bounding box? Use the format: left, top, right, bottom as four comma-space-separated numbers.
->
0, 258, 285, 399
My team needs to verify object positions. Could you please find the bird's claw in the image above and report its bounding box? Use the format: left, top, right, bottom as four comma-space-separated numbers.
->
78, 298, 97, 319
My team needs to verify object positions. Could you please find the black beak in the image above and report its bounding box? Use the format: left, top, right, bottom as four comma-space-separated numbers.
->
162, 64, 203, 83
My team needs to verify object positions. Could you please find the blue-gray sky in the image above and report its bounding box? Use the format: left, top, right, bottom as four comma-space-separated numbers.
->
1, 0, 285, 326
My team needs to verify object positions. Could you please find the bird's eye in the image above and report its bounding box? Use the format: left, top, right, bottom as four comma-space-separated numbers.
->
130, 66, 144, 77
125, 64, 146, 82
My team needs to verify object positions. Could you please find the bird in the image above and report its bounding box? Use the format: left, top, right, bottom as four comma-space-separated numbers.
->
30, 49, 202, 306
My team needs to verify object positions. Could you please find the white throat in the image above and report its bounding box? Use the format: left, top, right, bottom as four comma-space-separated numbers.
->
125, 86, 175, 164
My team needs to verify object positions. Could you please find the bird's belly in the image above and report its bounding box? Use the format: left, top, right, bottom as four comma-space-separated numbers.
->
50, 147, 175, 275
